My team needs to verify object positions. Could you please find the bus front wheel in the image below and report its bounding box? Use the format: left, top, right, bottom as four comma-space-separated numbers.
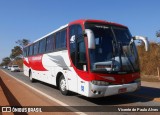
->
59, 75, 68, 95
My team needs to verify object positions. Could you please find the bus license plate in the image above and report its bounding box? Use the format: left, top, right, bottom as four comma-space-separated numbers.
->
118, 88, 127, 93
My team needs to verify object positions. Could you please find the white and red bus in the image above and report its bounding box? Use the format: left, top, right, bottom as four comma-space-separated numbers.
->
23, 19, 149, 98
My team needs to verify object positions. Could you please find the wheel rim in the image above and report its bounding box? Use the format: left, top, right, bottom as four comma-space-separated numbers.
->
60, 78, 66, 91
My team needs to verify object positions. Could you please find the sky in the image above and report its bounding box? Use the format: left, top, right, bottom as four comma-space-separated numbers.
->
0, 0, 160, 63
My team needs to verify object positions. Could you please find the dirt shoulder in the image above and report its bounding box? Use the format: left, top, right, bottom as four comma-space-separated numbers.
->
141, 75, 160, 82
141, 81, 160, 89
0, 70, 75, 114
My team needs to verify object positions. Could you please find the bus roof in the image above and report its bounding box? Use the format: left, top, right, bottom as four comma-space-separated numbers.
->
34, 24, 68, 43
69, 19, 127, 28
24, 19, 127, 48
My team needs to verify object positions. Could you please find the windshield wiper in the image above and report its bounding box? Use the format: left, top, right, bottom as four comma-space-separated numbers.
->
123, 50, 135, 72
111, 40, 115, 71
118, 42, 123, 71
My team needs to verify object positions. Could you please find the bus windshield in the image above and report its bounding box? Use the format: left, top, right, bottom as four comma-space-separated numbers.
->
85, 23, 140, 73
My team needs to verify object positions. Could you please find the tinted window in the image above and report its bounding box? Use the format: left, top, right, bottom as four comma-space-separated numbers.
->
69, 25, 76, 38
61, 29, 67, 48
113, 27, 131, 43
77, 36, 87, 70
33, 42, 39, 55
46, 35, 54, 52
69, 25, 82, 38
55, 29, 66, 49
77, 25, 83, 35
39, 39, 46, 53
69, 25, 76, 65
78, 41, 86, 63
69, 25, 83, 66
55, 32, 61, 49
29, 45, 33, 56
23, 48, 28, 57
23, 48, 26, 57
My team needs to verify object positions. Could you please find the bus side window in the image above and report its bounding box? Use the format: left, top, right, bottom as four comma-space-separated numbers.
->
29, 45, 33, 56
55, 29, 67, 50
69, 25, 77, 66
55, 32, 61, 49
46, 35, 54, 52
39, 38, 46, 54
33, 42, 39, 55
23, 48, 27, 57
61, 29, 67, 48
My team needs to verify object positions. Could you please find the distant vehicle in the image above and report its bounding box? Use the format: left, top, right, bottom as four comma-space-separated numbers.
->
11, 65, 20, 72
23, 19, 149, 98
3, 66, 7, 69
8, 65, 11, 70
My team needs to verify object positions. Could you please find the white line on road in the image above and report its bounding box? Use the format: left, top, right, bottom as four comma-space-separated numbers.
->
1, 69, 87, 115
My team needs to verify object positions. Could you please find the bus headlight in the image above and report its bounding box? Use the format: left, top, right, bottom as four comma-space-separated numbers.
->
134, 78, 141, 83
91, 80, 109, 86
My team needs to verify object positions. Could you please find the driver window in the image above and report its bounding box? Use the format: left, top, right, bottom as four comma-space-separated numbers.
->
69, 24, 87, 71
77, 38, 87, 70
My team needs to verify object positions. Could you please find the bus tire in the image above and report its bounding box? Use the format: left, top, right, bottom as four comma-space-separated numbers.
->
59, 75, 68, 95
29, 71, 35, 83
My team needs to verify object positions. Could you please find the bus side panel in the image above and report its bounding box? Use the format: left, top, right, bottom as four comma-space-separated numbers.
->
77, 76, 90, 97
23, 63, 29, 77
66, 67, 78, 92
42, 50, 78, 92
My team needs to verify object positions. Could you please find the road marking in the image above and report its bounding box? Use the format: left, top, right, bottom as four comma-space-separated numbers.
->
127, 94, 160, 102
1, 70, 87, 115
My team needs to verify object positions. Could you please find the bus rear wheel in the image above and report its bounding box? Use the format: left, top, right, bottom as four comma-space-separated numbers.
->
59, 75, 68, 95
29, 71, 35, 83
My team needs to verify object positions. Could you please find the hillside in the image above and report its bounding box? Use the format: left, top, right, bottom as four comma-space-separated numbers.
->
137, 42, 160, 81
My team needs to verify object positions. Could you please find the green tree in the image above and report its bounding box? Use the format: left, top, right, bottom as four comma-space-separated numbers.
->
156, 30, 160, 38
1, 57, 11, 66
10, 46, 22, 59
16, 39, 30, 48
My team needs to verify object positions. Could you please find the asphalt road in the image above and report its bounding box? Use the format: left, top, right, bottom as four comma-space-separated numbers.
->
1, 68, 160, 114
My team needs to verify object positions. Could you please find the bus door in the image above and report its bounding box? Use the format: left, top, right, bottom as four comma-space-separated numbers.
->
69, 24, 88, 94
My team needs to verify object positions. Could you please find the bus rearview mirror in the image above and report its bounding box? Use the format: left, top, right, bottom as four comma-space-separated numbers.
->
133, 36, 150, 51
85, 29, 95, 49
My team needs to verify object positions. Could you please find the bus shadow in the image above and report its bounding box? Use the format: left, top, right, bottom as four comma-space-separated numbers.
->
35, 80, 59, 90
0, 76, 28, 115
0, 76, 22, 106
76, 86, 160, 105
32, 79, 78, 96
32, 79, 160, 105
129, 86, 160, 100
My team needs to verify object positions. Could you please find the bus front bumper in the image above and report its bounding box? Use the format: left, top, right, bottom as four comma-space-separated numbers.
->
88, 82, 141, 98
